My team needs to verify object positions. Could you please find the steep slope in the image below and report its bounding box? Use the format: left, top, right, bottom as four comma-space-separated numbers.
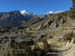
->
26, 9, 75, 32
22, 15, 44, 28
0, 10, 33, 27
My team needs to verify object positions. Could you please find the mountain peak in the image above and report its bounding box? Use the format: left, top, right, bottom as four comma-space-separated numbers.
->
46, 11, 63, 15
20, 10, 33, 16
47, 11, 54, 14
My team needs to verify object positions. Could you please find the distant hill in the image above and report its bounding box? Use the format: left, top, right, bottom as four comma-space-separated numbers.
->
0, 10, 33, 27
0, 9, 74, 28
22, 15, 45, 28
26, 8, 75, 31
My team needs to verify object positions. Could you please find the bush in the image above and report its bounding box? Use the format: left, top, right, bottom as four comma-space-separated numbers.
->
70, 8, 75, 19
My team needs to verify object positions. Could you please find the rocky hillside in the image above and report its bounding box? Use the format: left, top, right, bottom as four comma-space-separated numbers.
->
22, 15, 45, 28
0, 8, 75, 56
26, 9, 75, 32
0, 10, 33, 27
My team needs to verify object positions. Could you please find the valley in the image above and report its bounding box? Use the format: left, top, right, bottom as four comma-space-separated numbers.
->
0, 1, 75, 56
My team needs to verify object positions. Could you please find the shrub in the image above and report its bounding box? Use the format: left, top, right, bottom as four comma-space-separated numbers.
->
70, 8, 75, 19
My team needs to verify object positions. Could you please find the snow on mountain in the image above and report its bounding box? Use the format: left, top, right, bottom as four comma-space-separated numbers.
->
20, 10, 33, 16
47, 11, 54, 14
46, 11, 63, 14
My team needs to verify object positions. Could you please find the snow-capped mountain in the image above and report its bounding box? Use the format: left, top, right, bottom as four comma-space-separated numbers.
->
46, 11, 54, 14
46, 11, 63, 14
0, 10, 34, 27
45, 11, 54, 17
45, 11, 63, 17
20, 10, 33, 16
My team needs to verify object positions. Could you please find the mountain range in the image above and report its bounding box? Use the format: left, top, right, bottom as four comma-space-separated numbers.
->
0, 10, 56, 27
0, 8, 75, 56
0, 10, 33, 27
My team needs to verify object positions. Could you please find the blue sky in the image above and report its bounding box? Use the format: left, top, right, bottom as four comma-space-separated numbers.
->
0, 0, 72, 14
